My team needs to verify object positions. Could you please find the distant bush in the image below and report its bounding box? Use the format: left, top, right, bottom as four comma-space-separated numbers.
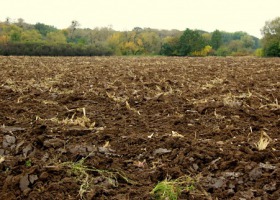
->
0, 42, 113, 56
215, 46, 230, 56
255, 48, 264, 57
264, 42, 280, 57
230, 51, 251, 56
191, 45, 213, 57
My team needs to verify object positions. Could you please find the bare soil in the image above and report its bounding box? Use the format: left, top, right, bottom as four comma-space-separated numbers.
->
0, 56, 279, 199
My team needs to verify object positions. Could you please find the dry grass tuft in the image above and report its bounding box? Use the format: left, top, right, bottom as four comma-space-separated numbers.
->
223, 90, 252, 108
255, 131, 272, 151
37, 107, 95, 129
201, 77, 224, 90
171, 131, 184, 138
106, 92, 128, 103
260, 98, 280, 110
125, 101, 141, 115
0, 155, 5, 164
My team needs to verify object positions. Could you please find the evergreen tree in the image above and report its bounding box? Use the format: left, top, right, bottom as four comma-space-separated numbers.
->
211, 30, 222, 50
179, 29, 205, 56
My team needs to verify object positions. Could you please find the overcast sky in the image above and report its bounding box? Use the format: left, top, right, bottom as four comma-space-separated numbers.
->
1, 0, 280, 38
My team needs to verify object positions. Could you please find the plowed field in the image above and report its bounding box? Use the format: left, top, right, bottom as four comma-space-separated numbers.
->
0, 56, 279, 199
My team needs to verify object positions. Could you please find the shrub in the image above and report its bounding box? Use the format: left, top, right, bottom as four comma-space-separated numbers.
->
255, 48, 264, 57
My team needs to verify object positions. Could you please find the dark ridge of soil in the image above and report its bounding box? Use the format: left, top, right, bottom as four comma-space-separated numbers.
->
0, 56, 279, 199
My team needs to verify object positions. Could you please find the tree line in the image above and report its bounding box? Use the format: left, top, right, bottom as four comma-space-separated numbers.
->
0, 17, 279, 57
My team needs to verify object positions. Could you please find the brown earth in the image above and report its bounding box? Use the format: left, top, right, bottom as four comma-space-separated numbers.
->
0, 56, 279, 200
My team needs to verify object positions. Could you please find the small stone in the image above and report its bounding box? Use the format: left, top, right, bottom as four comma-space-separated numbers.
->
43, 138, 65, 148
3, 135, 16, 148
259, 162, 276, 170
212, 178, 225, 189
249, 167, 262, 180
39, 172, 49, 180
216, 141, 224, 145
98, 147, 110, 154
0, 126, 25, 133
240, 190, 254, 199
16, 141, 25, 154
192, 163, 199, 171
227, 189, 235, 195
69, 145, 87, 154
20, 174, 30, 191
41, 153, 49, 162
223, 172, 243, 178
28, 174, 38, 184
22, 144, 33, 157
153, 148, 171, 155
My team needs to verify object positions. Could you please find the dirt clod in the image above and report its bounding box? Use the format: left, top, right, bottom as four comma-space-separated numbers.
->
19, 174, 30, 191
43, 138, 65, 148
3, 135, 16, 148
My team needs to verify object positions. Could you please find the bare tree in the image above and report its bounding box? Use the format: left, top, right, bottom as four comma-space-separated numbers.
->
5, 17, 10, 24
69, 20, 80, 38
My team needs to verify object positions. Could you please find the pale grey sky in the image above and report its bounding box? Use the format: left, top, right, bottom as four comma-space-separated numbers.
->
1, 0, 280, 38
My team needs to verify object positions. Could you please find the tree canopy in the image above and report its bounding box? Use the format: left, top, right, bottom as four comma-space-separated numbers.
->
0, 18, 264, 56
261, 17, 280, 57
178, 29, 206, 56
